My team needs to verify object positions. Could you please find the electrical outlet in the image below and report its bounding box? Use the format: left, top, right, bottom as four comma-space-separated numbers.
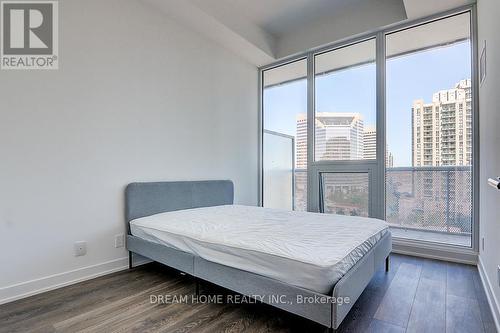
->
74, 241, 87, 257
114, 233, 125, 248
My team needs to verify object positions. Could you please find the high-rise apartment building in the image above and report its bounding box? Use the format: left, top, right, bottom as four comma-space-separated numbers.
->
363, 127, 376, 160
412, 79, 472, 167
386, 152, 394, 168
297, 113, 393, 166
362, 126, 394, 167
315, 112, 364, 160
296, 112, 365, 167
296, 113, 308, 169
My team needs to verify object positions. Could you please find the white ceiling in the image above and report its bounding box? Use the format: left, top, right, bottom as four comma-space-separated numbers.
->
142, 0, 474, 66
192, 0, 363, 38
403, 0, 473, 19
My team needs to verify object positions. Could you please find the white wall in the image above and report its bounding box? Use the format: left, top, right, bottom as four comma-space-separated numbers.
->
477, 0, 500, 328
0, 0, 258, 303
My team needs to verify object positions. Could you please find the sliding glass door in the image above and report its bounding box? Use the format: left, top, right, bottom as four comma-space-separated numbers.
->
260, 8, 476, 251
385, 13, 473, 247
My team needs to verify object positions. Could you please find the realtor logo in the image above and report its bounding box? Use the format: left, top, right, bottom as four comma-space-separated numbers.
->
1, 1, 58, 69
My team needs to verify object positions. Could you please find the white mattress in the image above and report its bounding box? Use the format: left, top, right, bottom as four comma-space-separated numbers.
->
130, 205, 388, 294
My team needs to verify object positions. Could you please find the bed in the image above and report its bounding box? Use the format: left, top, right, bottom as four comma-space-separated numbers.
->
125, 180, 392, 332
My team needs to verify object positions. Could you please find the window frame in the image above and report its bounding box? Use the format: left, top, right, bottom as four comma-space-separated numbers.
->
258, 5, 479, 259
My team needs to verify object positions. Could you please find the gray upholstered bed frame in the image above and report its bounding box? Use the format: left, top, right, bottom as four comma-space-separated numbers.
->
125, 180, 392, 332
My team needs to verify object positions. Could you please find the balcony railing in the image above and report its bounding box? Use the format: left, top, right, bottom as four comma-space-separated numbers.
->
385, 166, 472, 238
292, 166, 472, 242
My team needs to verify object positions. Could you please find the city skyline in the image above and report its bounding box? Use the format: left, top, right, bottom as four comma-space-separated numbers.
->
295, 112, 394, 168
292, 79, 472, 169
263, 41, 471, 167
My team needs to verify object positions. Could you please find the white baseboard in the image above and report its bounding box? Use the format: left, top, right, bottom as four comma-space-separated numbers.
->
0, 257, 129, 305
478, 256, 500, 332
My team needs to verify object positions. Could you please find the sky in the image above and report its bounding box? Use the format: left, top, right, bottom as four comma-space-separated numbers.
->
263, 41, 471, 167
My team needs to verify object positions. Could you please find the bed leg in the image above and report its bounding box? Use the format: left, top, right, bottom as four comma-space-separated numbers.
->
385, 256, 390, 272
195, 278, 200, 296
326, 327, 336, 333
128, 251, 133, 269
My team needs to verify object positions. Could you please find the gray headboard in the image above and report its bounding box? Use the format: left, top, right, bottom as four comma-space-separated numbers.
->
125, 180, 234, 233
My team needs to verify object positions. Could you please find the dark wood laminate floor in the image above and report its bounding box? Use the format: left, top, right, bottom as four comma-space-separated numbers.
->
0, 254, 496, 333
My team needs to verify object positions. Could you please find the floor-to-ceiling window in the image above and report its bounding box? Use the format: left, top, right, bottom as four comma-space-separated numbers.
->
260, 8, 476, 251
262, 59, 308, 211
313, 39, 379, 217
385, 13, 473, 247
